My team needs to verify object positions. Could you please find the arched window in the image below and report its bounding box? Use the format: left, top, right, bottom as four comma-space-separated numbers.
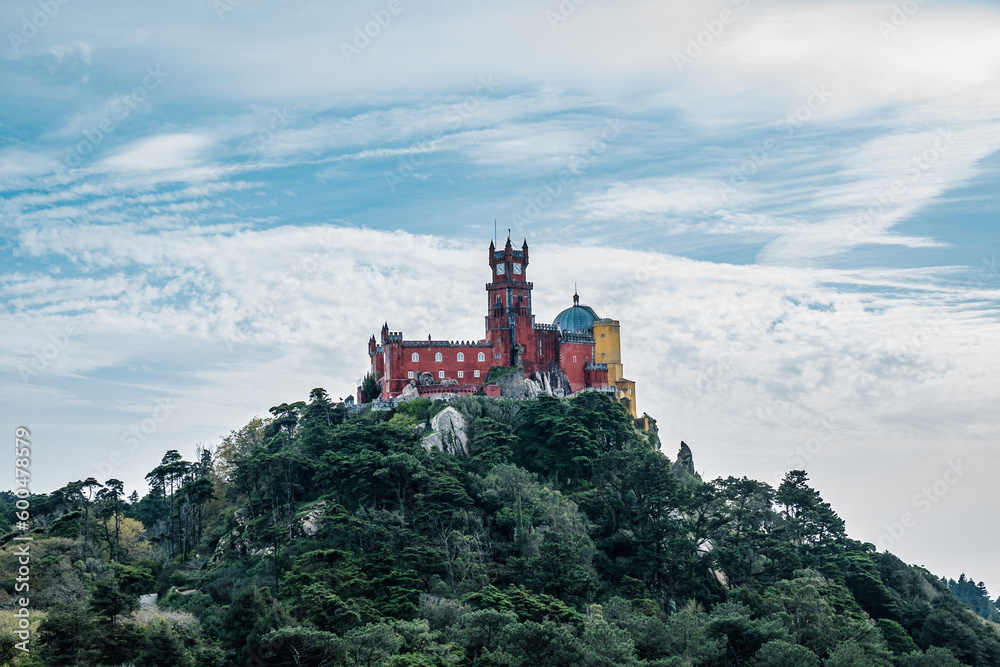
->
478, 352, 485, 362
435, 352, 443, 362
411, 352, 419, 362
457, 352, 465, 362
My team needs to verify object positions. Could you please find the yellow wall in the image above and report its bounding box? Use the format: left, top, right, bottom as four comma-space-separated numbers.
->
594, 319, 623, 384
615, 378, 637, 418
594, 318, 637, 418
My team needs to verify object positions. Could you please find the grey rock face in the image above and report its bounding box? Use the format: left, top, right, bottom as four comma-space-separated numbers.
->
421, 406, 470, 455
674, 441, 694, 475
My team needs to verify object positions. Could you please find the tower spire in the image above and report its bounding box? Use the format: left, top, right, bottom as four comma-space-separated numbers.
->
573, 283, 579, 306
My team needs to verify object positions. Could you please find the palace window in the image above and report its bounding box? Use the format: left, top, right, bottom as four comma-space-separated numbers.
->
435, 352, 443, 362
411, 352, 419, 362
438, 370, 445, 379
408, 371, 414, 379
474, 370, 481, 378
457, 370, 464, 378
457, 352, 464, 362
478, 352, 485, 362
573, 356, 577, 363
495, 353, 502, 359
601, 353, 606, 358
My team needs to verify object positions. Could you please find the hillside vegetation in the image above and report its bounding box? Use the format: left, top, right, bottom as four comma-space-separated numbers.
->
2, 389, 999, 666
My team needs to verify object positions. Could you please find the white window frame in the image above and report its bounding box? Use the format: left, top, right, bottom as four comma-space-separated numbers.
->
474, 369, 481, 378
457, 352, 464, 362
408, 370, 414, 379
438, 370, 445, 379
457, 370, 464, 379
435, 352, 443, 362
478, 352, 485, 362
411, 352, 419, 362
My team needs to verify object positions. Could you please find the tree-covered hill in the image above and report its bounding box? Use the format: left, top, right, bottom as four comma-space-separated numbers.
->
2, 389, 999, 666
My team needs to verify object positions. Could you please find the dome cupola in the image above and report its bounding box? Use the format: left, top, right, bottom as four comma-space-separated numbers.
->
553, 290, 600, 334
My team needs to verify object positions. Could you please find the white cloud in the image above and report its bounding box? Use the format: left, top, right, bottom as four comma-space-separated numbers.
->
101, 133, 213, 173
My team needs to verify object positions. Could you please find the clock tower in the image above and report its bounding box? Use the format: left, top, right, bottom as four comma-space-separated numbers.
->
486, 236, 533, 367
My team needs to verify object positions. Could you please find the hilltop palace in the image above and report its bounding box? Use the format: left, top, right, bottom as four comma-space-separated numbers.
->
362, 237, 642, 420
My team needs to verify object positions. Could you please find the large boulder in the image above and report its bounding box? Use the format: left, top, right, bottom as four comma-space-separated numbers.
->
418, 371, 435, 386
298, 501, 327, 537
398, 380, 420, 402
421, 406, 470, 455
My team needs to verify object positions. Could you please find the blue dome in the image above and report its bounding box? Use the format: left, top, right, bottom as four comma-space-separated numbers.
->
553, 295, 600, 334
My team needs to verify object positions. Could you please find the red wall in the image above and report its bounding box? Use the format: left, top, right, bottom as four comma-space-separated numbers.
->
560, 341, 592, 392
382, 342, 494, 396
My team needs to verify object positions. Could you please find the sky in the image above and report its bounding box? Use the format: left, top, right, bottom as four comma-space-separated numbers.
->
1, 0, 999, 594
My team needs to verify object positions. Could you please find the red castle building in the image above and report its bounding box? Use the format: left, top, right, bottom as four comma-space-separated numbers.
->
363, 237, 638, 417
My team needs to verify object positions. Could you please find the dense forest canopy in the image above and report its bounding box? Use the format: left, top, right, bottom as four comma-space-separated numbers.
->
2, 388, 998, 666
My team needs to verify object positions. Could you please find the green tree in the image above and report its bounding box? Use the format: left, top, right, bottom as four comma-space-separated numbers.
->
456, 608, 519, 660
582, 616, 638, 667
345, 622, 404, 667
97, 478, 125, 562
708, 602, 789, 666
775, 471, 846, 575
896, 647, 964, 667
257, 626, 348, 667
824, 638, 892, 667
874, 618, 919, 656
91, 570, 139, 627
222, 584, 289, 661
36, 603, 99, 666
499, 620, 583, 667
139, 617, 192, 667
751, 639, 820, 667
362, 373, 380, 403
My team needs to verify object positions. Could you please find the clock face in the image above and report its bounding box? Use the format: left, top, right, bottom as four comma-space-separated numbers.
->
513, 263, 522, 274
496, 263, 506, 275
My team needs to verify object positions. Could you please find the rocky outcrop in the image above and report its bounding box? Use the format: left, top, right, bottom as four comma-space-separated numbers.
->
491, 367, 572, 399
674, 441, 694, 476
546, 365, 573, 397
418, 372, 435, 386
398, 380, 420, 402
298, 501, 327, 537
524, 369, 572, 399
421, 406, 470, 455
488, 368, 527, 398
